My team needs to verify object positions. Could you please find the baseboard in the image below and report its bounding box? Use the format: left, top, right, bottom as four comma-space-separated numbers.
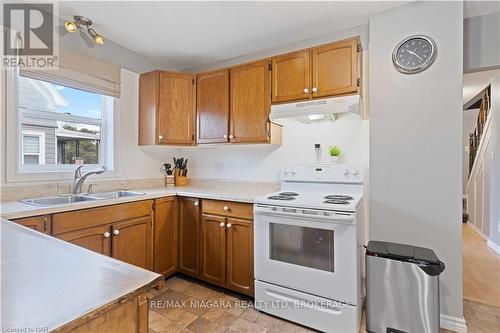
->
467, 222, 487, 240
486, 239, 500, 255
441, 314, 467, 333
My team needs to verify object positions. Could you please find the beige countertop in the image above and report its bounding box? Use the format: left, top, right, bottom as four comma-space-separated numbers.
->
0, 219, 163, 331
1, 185, 277, 220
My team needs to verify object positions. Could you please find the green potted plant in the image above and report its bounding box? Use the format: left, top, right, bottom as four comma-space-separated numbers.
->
328, 145, 341, 163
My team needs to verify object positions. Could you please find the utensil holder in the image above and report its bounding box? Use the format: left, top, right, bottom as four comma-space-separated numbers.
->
175, 175, 188, 186
164, 175, 175, 187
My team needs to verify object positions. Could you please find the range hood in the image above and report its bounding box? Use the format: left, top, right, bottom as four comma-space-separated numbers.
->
270, 94, 360, 121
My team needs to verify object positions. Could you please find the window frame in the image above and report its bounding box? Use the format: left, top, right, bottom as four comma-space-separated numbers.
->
4, 66, 117, 183
21, 130, 46, 165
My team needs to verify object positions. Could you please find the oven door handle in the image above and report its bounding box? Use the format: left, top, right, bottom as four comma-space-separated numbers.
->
264, 290, 343, 315
254, 206, 355, 223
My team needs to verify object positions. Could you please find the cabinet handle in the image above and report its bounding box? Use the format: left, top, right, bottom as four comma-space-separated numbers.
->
158, 135, 163, 140
303, 88, 309, 93
219, 222, 225, 227
113, 229, 120, 236
312, 87, 318, 93
226, 223, 232, 228
223, 206, 229, 212
223, 134, 228, 139
103, 232, 110, 238
194, 201, 199, 207
229, 135, 234, 139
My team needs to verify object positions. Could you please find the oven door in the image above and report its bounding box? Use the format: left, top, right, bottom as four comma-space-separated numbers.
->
254, 205, 358, 304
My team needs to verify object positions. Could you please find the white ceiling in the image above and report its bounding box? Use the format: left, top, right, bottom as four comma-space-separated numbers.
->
463, 69, 500, 106
58, 1, 407, 70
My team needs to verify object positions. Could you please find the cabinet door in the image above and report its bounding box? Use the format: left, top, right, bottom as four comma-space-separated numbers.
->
230, 60, 271, 143
154, 197, 178, 276
58, 225, 112, 256
197, 69, 229, 144
112, 216, 153, 270
158, 72, 195, 145
272, 50, 311, 103
199, 214, 226, 286
178, 197, 200, 277
225, 218, 254, 296
312, 38, 358, 98
12, 215, 50, 234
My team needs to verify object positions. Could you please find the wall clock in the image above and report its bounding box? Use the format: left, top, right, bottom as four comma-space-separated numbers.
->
392, 35, 437, 74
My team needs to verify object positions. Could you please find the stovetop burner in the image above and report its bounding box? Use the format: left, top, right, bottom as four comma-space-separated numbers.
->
324, 195, 354, 201
279, 192, 299, 196
324, 199, 350, 205
268, 195, 296, 201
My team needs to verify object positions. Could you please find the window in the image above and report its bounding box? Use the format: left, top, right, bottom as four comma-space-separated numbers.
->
22, 131, 45, 165
17, 75, 114, 171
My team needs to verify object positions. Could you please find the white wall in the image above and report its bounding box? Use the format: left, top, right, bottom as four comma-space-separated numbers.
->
489, 75, 500, 247
464, 11, 500, 72
369, 0, 464, 325
463, 109, 479, 194
170, 115, 368, 182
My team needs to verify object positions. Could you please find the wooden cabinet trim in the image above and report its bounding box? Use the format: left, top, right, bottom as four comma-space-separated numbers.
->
52, 200, 152, 235
202, 199, 253, 220
225, 217, 254, 296
271, 50, 311, 103
153, 197, 178, 276
112, 216, 153, 270
311, 38, 359, 98
12, 215, 51, 234
199, 214, 226, 286
229, 59, 272, 143
197, 69, 230, 144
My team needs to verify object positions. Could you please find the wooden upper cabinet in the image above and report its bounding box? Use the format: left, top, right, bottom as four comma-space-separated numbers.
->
138, 71, 195, 145
158, 72, 195, 144
112, 216, 153, 270
58, 225, 112, 256
199, 214, 226, 286
230, 60, 271, 143
225, 218, 254, 296
12, 215, 50, 234
154, 197, 178, 277
197, 69, 229, 144
272, 50, 311, 103
312, 38, 359, 98
177, 197, 200, 277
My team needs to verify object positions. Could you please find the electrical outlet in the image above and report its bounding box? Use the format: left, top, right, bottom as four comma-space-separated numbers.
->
216, 162, 224, 174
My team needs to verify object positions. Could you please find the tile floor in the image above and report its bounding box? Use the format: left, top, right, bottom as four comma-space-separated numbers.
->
149, 275, 500, 333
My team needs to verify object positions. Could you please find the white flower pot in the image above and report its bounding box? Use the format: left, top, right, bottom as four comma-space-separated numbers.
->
330, 156, 339, 164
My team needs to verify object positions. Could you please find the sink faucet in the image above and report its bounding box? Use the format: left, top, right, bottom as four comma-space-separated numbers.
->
72, 165, 107, 194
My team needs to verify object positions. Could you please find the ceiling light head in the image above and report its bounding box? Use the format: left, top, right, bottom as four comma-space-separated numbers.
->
64, 21, 78, 33
74, 15, 93, 28
87, 28, 104, 45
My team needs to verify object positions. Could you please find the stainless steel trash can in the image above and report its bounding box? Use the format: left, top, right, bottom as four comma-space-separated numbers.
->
366, 241, 445, 333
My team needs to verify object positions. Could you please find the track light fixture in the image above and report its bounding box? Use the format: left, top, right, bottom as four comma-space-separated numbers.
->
64, 15, 104, 45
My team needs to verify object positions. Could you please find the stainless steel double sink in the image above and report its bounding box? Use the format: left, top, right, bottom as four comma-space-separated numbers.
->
20, 190, 145, 207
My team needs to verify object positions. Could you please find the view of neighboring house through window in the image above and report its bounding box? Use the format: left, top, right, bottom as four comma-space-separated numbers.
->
18, 75, 113, 170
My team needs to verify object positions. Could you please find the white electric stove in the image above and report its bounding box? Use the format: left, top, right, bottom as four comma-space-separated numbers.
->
254, 164, 365, 333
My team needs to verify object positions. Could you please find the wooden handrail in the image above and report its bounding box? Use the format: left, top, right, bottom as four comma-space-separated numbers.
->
468, 85, 491, 176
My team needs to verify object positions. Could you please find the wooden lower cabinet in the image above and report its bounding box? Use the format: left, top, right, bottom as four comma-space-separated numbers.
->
177, 197, 200, 277
112, 217, 153, 270
225, 218, 254, 296
12, 215, 50, 234
58, 225, 112, 256
153, 197, 178, 276
200, 214, 226, 285
53, 201, 154, 270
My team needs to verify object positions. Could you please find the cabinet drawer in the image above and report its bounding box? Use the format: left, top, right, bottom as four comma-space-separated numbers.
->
202, 199, 253, 220
52, 200, 152, 235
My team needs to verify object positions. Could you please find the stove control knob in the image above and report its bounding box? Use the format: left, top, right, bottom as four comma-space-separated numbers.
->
291, 170, 297, 175
352, 169, 359, 176
283, 170, 290, 175
344, 169, 351, 176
